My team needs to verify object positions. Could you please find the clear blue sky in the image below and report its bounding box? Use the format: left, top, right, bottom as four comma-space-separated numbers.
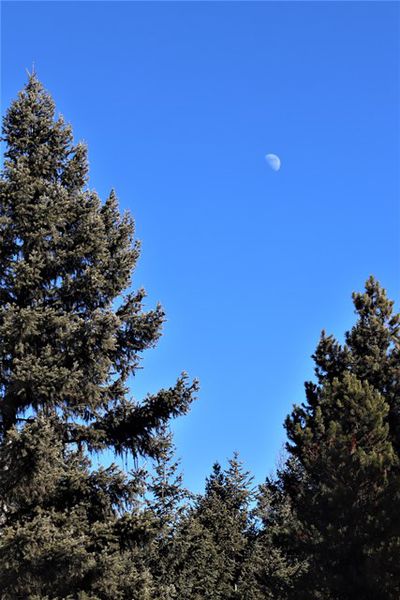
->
2, 1, 399, 492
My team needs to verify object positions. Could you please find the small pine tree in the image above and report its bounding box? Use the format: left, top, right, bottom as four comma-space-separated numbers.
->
239, 463, 308, 600
174, 454, 254, 599
172, 512, 221, 600
146, 430, 191, 599
148, 430, 189, 531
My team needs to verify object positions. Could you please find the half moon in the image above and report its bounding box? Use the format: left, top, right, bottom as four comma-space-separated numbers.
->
265, 153, 281, 172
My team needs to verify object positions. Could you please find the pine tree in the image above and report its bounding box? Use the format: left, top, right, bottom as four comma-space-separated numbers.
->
282, 279, 400, 599
0, 75, 197, 598
146, 430, 191, 599
173, 454, 254, 599
310, 276, 400, 452
202, 455, 254, 598
148, 431, 188, 531
239, 462, 308, 600
0, 416, 155, 599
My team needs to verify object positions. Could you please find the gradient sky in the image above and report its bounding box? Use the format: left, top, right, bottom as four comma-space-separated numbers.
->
2, 1, 399, 492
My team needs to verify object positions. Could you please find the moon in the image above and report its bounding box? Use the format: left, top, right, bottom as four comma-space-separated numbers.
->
265, 153, 281, 172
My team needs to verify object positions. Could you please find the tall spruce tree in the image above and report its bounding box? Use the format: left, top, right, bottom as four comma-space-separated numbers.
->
281, 278, 400, 599
0, 75, 197, 598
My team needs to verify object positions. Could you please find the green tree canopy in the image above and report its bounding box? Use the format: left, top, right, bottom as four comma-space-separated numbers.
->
0, 75, 197, 599
0, 74, 197, 453
282, 278, 400, 599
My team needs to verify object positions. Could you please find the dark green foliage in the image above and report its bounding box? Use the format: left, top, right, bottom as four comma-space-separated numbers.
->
1, 76, 398, 600
239, 463, 308, 600
169, 511, 221, 599
171, 454, 254, 599
282, 278, 400, 599
0, 75, 197, 598
0, 74, 196, 449
148, 432, 188, 530
145, 431, 191, 598
0, 415, 155, 599
309, 277, 400, 453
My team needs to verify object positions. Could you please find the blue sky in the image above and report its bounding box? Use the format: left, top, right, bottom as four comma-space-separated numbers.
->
2, 1, 399, 492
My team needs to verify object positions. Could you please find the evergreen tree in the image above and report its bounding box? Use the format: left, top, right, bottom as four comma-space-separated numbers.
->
239, 462, 308, 600
148, 431, 188, 532
146, 430, 191, 599
0, 75, 197, 598
282, 279, 400, 599
0, 416, 155, 599
310, 276, 400, 452
171, 508, 221, 599
173, 454, 254, 599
